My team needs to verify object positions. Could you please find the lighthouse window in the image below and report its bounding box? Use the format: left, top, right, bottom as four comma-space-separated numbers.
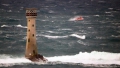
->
28, 29, 30, 32
32, 34, 34, 37
28, 38, 30, 42
32, 24, 34, 27
29, 20, 30, 22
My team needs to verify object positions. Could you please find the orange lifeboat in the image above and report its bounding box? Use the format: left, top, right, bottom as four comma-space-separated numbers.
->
75, 16, 84, 21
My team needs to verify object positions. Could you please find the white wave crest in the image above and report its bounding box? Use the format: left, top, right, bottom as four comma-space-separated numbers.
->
94, 15, 100, 17
46, 31, 60, 34
43, 35, 68, 39
1, 25, 10, 27
69, 18, 76, 21
70, 34, 85, 39
2, 4, 10, 6
1, 24, 27, 28
15, 24, 27, 28
59, 28, 72, 31
68, 16, 84, 21
47, 51, 120, 65
39, 34, 85, 39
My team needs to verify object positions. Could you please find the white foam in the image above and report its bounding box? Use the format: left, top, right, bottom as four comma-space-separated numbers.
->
1, 24, 27, 28
48, 10, 55, 13
94, 15, 100, 17
70, 34, 85, 39
47, 31, 60, 34
41, 20, 48, 21
1, 25, 9, 27
40, 34, 85, 39
98, 1, 106, 3
108, 8, 113, 10
2, 4, 10, 6
68, 16, 83, 21
0, 55, 30, 63
0, 54, 31, 67
59, 28, 72, 31
0, 57, 30, 64
15, 24, 27, 28
1, 51, 120, 67
43, 35, 68, 39
0, 54, 49, 67
77, 40, 86, 45
111, 35, 120, 38
69, 18, 76, 21
7, 10, 12, 12
47, 51, 120, 65
105, 12, 111, 14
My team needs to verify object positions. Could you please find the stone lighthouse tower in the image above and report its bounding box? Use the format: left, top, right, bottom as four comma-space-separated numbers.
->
25, 8, 47, 62
25, 8, 38, 59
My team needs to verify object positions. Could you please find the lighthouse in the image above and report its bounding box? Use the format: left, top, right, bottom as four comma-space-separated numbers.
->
25, 8, 47, 62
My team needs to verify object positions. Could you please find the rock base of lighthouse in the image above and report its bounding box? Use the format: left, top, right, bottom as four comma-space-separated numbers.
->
27, 54, 48, 62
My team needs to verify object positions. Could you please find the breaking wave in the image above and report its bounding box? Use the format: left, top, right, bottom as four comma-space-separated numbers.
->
0, 54, 31, 67
1, 51, 120, 67
38, 34, 85, 39
68, 16, 83, 21
43, 35, 68, 39
70, 34, 85, 39
47, 51, 120, 65
1, 24, 27, 28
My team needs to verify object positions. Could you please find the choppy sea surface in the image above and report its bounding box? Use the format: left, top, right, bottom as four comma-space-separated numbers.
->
0, 0, 120, 68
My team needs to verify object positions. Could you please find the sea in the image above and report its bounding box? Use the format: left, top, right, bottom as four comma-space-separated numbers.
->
0, 0, 120, 68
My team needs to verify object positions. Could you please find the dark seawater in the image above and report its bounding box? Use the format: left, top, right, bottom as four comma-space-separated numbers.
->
0, 0, 120, 68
